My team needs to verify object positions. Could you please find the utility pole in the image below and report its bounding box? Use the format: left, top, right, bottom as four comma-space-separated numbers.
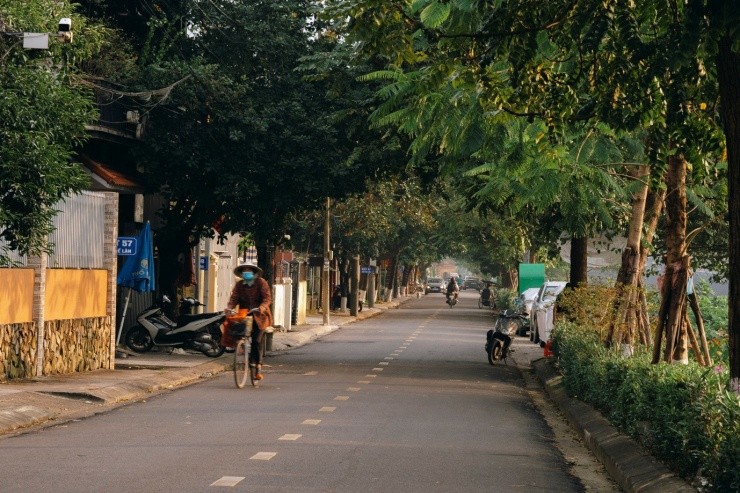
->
367, 260, 376, 309
322, 197, 331, 325
350, 255, 360, 316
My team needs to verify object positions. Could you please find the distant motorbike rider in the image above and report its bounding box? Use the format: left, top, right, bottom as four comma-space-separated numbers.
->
225, 261, 273, 380
446, 277, 459, 303
480, 283, 493, 306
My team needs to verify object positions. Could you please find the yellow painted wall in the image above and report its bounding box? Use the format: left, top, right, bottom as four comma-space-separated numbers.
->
0, 269, 35, 324
45, 269, 108, 321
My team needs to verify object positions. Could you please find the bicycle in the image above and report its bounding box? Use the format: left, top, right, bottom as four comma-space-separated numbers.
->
223, 309, 258, 388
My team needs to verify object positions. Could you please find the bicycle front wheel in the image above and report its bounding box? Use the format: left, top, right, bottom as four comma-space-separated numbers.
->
234, 339, 249, 388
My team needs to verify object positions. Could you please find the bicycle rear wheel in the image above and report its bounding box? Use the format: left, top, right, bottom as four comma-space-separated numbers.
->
234, 339, 249, 388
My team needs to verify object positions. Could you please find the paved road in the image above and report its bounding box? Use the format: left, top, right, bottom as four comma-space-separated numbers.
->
0, 292, 588, 492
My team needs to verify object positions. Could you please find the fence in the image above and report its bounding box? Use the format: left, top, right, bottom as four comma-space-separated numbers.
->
0, 191, 118, 380
1, 190, 106, 269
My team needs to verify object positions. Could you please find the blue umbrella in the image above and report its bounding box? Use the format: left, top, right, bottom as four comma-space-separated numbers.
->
116, 222, 155, 346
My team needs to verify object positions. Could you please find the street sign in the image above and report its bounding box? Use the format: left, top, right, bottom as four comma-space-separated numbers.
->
199, 257, 208, 270
117, 237, 137, 256
361, 266, 375, 274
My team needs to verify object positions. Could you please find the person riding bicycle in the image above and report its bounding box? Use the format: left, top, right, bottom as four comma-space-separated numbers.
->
225, 261, 273, 381
446, 277, 459, 303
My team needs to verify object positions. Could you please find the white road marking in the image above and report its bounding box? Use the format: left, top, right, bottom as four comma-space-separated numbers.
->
211, 476, 245, 487
372, 367, 384, 372
302, 419, 321, 425
303, 371, 318, 376
320, 406, 336, 412
384, 356, 394, 360
279, 434, 302, 441
357, 380, 371, 384
334, 396, 349, 401
365, 374, 377, 378
347, 387, 361, 391
250, 452, 277, 460
379, 362, 389, 366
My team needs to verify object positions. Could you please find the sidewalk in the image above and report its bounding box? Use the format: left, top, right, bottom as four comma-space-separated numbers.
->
0, 299, 406, 438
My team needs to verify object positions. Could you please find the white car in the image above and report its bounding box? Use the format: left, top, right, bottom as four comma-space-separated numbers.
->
425, 277, 445, 294
530, 281, 569, 345
515, 287, 540, 318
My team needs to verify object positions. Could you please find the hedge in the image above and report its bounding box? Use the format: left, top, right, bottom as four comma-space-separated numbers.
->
552, 323, 739, 492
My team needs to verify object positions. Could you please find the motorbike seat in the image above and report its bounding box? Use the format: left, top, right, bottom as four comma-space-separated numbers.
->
178, 312, 219, 324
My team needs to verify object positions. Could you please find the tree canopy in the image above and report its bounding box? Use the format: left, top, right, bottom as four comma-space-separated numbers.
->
0, 1, 109, 264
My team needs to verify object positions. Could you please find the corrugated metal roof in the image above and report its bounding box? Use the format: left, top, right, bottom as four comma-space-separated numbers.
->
79, 154, 143, 192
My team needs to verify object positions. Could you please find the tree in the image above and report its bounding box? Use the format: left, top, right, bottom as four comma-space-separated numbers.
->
83, 0, 396, 296
0, 1, 108, 264
326, 0, 737, 385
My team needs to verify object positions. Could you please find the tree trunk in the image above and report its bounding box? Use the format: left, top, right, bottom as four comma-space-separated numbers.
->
386, 253, 400, 301
636, 186, 666, 346
653, 154, 690, 364
401, 263, 412, 292
606, 165, 649, 348
717, 34, 740, 392
569, 236, 589, 286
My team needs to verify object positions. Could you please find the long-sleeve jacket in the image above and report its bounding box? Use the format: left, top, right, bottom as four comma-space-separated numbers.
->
226, 277, 273, 330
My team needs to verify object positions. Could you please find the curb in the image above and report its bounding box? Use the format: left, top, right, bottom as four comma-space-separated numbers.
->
0, 360, 232, 437
531, 358, 696, 493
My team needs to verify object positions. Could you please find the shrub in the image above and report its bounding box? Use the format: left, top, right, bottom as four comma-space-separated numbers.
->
493, 288, 517, 311
553, 323, 739, 492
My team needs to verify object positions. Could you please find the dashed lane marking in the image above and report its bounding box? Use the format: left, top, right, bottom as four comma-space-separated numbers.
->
211, 476, 245, 487
334, 396, 349, 401
279, 434, 302, 441
320, 407, 336, 412
372, 368, 384, 372
250, 452, 277, 460
347, 387, 361, 392
302, 419, 321, 425
303, 371, 318, 376
365, 374, 377, 378
357, 380, 371, 384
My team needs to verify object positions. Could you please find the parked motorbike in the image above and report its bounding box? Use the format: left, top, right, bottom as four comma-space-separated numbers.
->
125, 296, 225, 357
485, 309, 527, 364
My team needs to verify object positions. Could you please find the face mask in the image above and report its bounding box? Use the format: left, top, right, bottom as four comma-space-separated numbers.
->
242, 272, 255, 282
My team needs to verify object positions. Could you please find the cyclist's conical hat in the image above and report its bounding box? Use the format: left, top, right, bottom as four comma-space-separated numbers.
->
233, 261, 263, 277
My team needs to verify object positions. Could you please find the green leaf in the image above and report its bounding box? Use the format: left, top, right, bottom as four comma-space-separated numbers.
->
420, 1, 451, 29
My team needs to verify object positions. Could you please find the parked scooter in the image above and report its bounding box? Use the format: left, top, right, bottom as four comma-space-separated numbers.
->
125, 296, 225, 357
485, 309, 527, 364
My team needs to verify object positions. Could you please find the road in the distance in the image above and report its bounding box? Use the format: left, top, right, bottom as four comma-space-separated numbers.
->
0, 292, 590, 492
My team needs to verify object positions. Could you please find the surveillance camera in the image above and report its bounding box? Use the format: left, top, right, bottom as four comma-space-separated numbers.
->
58, 18, 73, 43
